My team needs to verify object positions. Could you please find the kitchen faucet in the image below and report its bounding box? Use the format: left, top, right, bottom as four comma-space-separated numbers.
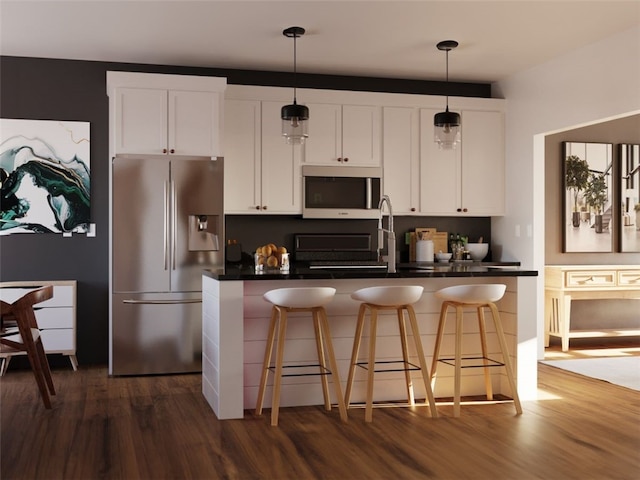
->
377, 195, 396, 273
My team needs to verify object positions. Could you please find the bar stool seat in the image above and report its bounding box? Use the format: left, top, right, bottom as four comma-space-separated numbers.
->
432, 284, 522, 417
255, 287, 348, 426
345, 285, 438, 422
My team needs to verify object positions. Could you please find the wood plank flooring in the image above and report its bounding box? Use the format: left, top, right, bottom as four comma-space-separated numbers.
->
1, 360, 639, 480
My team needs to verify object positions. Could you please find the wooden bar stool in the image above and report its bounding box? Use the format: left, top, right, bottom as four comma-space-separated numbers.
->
344, 285, 438, 422
255, 287, 348, 426
432, 284, 522, 417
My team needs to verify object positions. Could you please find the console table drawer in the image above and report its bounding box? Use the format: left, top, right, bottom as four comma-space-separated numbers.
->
565, 270, 616, 287
618, 270, 640, 286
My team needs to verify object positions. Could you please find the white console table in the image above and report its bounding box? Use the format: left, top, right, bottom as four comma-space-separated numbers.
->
0, 280, 78, 374
545, 265, 640, 351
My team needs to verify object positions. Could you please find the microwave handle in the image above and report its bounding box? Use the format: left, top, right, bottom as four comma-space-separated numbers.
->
366, 177, 373, 209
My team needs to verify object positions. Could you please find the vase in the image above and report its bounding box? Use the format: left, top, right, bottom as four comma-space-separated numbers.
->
572, 211, 581, 227
595, 214, 603, 233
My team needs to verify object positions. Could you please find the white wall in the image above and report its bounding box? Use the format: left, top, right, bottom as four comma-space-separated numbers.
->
492, 26, 640, 364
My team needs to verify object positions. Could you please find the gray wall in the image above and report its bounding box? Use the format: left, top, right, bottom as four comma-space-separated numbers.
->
545, 115, 640, 331
0, 56, 490, 365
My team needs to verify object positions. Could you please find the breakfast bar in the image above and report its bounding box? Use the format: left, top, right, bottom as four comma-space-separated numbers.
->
202, 263, 538, 420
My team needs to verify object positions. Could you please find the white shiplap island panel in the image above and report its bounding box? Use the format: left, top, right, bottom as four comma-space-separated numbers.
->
203, 273, 536, 420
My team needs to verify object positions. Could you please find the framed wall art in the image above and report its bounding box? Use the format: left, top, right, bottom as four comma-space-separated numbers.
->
562, 141, 613, 253
0, 118, 90, 235
619, 143, 640, 253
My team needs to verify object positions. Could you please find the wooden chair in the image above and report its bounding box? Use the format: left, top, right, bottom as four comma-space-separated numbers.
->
0, 286, 56, 408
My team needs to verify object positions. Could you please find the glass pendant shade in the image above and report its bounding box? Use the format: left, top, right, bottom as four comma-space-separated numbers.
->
434, 107, 461, 150
281, 101, 309, 145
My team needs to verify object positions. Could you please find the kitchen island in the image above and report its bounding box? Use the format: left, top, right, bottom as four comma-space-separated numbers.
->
202, 263, 538, 419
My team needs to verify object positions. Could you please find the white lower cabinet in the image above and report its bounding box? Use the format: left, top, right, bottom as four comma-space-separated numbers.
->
0, 280, 78, 375
419, 108, 505, 216
224, 99, 301, 214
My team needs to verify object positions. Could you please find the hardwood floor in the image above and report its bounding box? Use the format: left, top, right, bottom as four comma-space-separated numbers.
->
1, 361, 639, 480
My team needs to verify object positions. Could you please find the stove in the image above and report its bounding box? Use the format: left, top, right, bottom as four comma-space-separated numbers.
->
294, 233, 387, 269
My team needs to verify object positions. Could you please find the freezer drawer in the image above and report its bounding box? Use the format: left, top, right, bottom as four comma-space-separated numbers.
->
111, 293, 202, 375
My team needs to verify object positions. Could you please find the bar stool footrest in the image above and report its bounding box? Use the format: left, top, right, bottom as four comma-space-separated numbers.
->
356, 360, 422, 373
268, 364, 332, 377
438, 356, 505, 368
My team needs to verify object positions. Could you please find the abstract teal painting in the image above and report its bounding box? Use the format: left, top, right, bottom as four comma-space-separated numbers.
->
0, 119, 90, 234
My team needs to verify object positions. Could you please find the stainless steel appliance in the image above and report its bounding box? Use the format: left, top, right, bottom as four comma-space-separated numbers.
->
110, 154, 224, 376
302, 165, 382, 219
294, 233, 386, 269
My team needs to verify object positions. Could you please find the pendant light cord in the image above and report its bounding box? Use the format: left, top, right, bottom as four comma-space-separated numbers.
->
293, 32, 298, 104
445, 48, 450, 110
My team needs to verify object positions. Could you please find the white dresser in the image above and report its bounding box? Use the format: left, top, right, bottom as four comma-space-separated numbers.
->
545, 265, 640, 351
0, 280, 77, 374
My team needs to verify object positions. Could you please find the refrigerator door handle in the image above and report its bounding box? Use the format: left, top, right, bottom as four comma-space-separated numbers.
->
171, 180, 177, 270
164, 180, 169, 270
122, 299, 202, 305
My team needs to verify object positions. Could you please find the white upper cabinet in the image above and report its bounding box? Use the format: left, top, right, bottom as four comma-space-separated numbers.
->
382, 107, 420, 214
224, 99, 301, 214
419, 108, 505, 216
303, 103, 381, 166
107, 72, 226, 157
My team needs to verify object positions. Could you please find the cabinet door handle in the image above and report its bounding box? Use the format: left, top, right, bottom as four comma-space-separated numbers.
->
462, 208, 468, 212
170, 148, 175, 154
255, 206, 261, 210
411, 207, 416, 212
337, 157, 342, 162
262, 205, 267, 210
456, 208, 462, 212
343, 157, 349, 162
162, 148, 167, 154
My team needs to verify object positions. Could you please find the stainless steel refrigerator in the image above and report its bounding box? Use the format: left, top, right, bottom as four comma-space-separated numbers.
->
110, 154, 224, 376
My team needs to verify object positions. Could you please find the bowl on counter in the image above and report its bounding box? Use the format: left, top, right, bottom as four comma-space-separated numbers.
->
466, 243, 488, 261
435, 252, 452, 262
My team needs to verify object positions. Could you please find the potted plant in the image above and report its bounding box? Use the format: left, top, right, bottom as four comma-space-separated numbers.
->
565, 155, 590, 227
583, 173, 608, 233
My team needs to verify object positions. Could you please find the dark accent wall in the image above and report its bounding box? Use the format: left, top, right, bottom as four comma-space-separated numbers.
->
0, 56, 491, 365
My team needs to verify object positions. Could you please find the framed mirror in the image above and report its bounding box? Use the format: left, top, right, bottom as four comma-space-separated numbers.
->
620, 143, 640, 252
563, 142, 613, 253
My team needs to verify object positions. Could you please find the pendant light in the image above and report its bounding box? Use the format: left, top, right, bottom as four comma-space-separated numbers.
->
281, 26, 309, 145
434, 40, 461, 150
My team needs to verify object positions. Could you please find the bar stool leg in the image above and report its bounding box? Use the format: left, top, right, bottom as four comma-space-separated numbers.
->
345, 303, 366, 406
318, 308, 349, 422
430, 301, 449, 390
364, 305, 378, 423
488, 303, 523, 414
397, 307, 415, 406
405, 305, 438, 418
256, 307, 278, 416
453, 304, 464, 418
477, 306, 494, 401
271, 307, 289, 426
313, 308, 331, 411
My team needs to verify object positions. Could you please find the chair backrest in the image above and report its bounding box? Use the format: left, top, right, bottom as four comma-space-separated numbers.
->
2, 286, 54, 341
12, 285, 54, 327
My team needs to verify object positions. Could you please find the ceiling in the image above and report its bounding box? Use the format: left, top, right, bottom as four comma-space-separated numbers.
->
1, 0, 639, 84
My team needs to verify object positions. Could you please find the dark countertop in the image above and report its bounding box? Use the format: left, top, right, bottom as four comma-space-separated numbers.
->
205, 262, 538, 281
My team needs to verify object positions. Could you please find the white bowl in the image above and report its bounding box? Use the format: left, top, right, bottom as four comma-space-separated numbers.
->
435, 252, 452, 262
466, 243, 489, 261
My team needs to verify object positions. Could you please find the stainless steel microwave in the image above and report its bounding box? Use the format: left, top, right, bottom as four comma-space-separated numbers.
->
302, 165, 382, 219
